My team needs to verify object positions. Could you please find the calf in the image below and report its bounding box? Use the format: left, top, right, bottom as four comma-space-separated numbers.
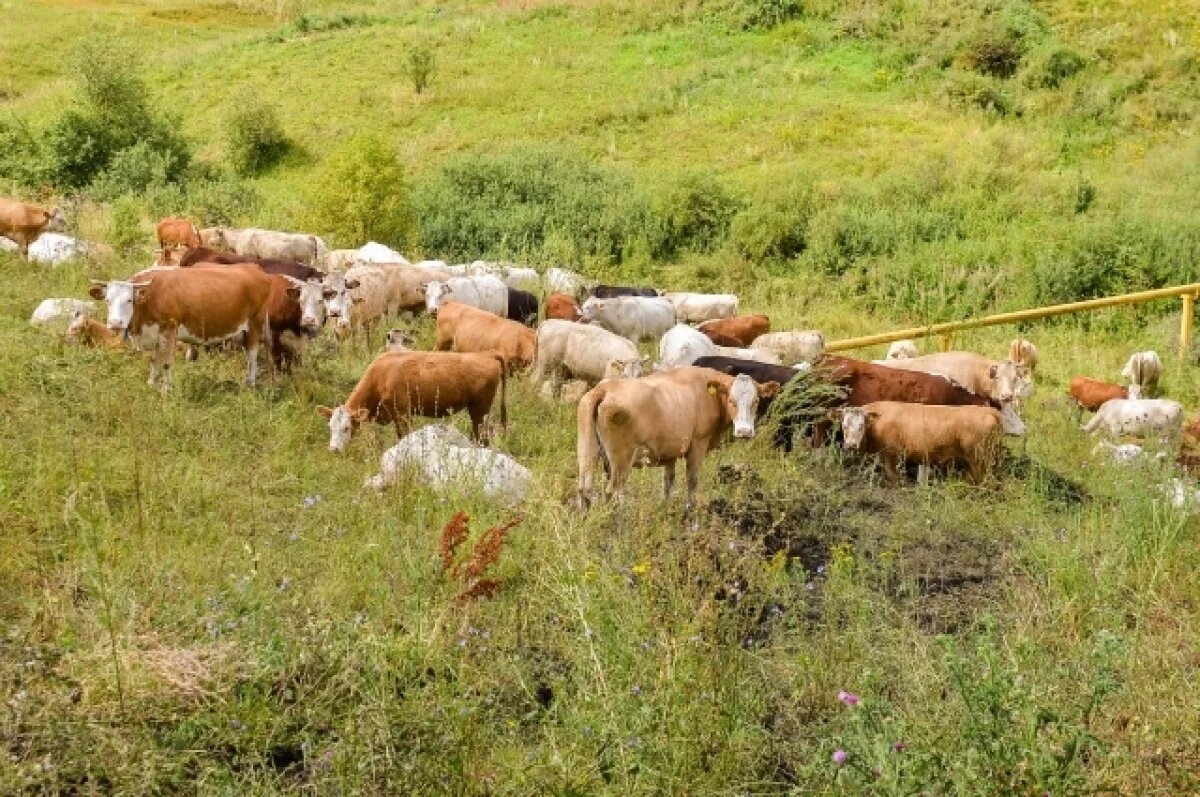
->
319, 350, 507, 448
1068, 376, 1127, 413
545, 292, 582, 322
1082, 398, 1183, 442
156, 217, 200, 249
576, 366, 779, 508
506, 287, 539, 326
841, 402, 1004, 485
435, 300, 536, 372
698, 314, 770, 347
66, 311, 125, 351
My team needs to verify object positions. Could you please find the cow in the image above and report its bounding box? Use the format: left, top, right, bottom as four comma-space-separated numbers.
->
422, 276, 509, 318
589, 284, 662, 299
698, 314, 770, 348
663, 292, 738, 324
545, 266, 588, 297
325, 264, 389, 340
177, 246, 326, 282
659, 323, 717, 368
506, 288, 539, 327
545, 292, 582, 322
364, 424, 532, 505
377, 263, 451, 316
88, 263, 271, 390
501, 266, 540, 292
875, 351, 1029, 405
576, 367, 780, 508
840, 402, 1004, 485
533, 319, 647, 396
204, 227, 325, 265
434, 300, 535, 372
356, 241, 409, 265
691, 356, 806, 450
66, 311, 125, 351
264, 275, 330, 374
323, 249, 361, 272
156, 217, 200, 250
751, 330, 826, 366
318, 350, 507, 449
1008, 339, 1039, 372
579, 296, 675, 344
1121, 351, 1162, 399
0, 197, 64, 250
1068, 376, 1128, 415
1082, 398, 1184, 442
30, 298, 94, 327
886, 340, 919, 360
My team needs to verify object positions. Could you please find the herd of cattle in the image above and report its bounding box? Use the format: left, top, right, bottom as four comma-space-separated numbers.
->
7, 198, 1200, 509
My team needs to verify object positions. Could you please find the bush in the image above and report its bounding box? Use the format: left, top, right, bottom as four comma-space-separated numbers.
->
804, 201, 903, 276
958, 4, 1045, 79
413, 146, 654, 266
108, 195, 144, 255
406, 44, 437, 95
227, 101, 289, 176
738, 0, 805, 30
729, 183, 814, 263
178, 169, 263, 227
0, 116, 49, 189
943, 71, 1013, 115
302, 135, 414, 249
90, 141, 173, 201
655, 173, 741, 256
1023, 46, 1087, 88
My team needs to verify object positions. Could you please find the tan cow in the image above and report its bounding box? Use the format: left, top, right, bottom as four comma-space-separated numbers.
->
0, 197, 64, 250
381, 264, 451, 315
89, 263, 271, 390
576, 366, 779, 508
318, 350, 507, 450
65, 311, 125, 351
840, 401, 1004, 485
877, 351, 1029, 404
434, 300, 535, 372
156, 217, 201, 250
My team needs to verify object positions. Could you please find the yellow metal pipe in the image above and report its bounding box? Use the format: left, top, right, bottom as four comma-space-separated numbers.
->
826, 282, 1200, 353
1181, 293, 1195, 361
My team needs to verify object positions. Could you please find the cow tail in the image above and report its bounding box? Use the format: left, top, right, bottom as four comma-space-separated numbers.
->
494, 352, 508, 429
576, 383, 608, 502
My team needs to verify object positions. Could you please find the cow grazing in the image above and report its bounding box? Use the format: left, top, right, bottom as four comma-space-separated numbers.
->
664, 292, 738, 323
30, 298, 95, 328
89, 263, 271, 389
1121, 351, 1162, 398
176, 246, 326, 282
545, 266, 588, 297
385, 329, 417, 352
698, 314, 770, 347
66, 311, 125, 351
589, 284, 661, 299
0, 197, 64, 250
506, 288, 539, 326
422, 276, 509, 318
841, 402, 1004, 485
501, 266, 540, 292
533, 319, 647, 395
373, 263, 451, 316
1068, 376, 1128, 414
364, 424, 532, 505
545, 292, 582, 322
750, 330, 826, 366
318, 350, 507, 449
204, 227, 326, 265
435, 300, 536, 372
886, 340, 919, 360
576, 367, 780, 508
876, 351, 1029, 405
156, 217, 200, 250
1082, 398, 1184, 442
579, 296, 675, 344
1008, 339, 1039, 372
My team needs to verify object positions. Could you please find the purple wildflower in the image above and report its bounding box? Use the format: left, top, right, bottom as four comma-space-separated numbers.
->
832, 749, 848, 765
838, 690, 860, 707
893, 741, 905, 752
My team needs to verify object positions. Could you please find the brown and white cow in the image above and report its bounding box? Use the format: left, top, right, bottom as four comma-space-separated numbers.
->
89, 263, 271, 390
0, 197, 64, 250
156, 217, 201, 250
1068, 376, 1128, 414
318, 350, 507, 450
546, 292, 583, 322
841, 401, 1004, 485
177, 246, 326, 282
698, 315, 770, 348
434, 300, 536, 372
576, 366, 779, 508
264, 275, 330, 374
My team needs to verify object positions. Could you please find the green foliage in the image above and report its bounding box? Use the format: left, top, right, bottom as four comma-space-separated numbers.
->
729, 182, 814, 263
738, 0, 806, 30
413, 147, 654, 266
172, 167, 263, 227
107, 195, 144, 255
655, 172, 742, 256
302, 135, 413, 249
942, 71, 1013, 115
1023, 45, 1088, 88
226, 101, 289, 176
89, 142, 174, 201
0, 115, 49, 189
406, 43, 437, 95
958, 3, 1046, 79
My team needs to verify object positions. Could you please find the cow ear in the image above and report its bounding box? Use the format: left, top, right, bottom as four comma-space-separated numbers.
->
988, 364, 998, 378
286, 286, 301, 299
317, 405, 334, 418
707, 380, 729, 398
351, 408, 370, 423
88, 286, 106, 300
345, 279, 360, 290
759, 380, 781, 398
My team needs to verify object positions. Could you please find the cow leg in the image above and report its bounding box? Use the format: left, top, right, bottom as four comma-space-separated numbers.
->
662, 460, 676, 499
916, 461, 930, 485
881, 452, 901, 486
470, 408, 488, 445
683, 444, 709, 510
154, 327, 177, 392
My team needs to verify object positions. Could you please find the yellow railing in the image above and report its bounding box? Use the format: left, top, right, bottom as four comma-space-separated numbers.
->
826, 283, 1200, 360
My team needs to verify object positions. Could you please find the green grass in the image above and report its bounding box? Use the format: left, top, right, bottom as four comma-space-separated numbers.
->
4, 0, 1200, 792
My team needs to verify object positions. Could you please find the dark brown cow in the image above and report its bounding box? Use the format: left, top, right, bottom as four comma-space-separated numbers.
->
318, 350, 507, 449
156, 217, 201, 249
546, 292, 582, 322
698, 314, 770, 347
264, 275, 330, 375
178, 246, 325, 282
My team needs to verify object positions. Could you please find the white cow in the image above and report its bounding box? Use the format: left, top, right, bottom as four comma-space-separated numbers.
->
545, 267, 588, 297
1121, 351, 1162, 399
533, 319, 647, 395
423, 276, 509, 317
1082, 398, 1184, 441
416, 259, 449, 270
663, 292, 738, 324
364, 424, 532, 505
751, 330, 826, 366
579, 296, 675, 344
886, 340, 919, 360
29, 233, 88, 264
31, 298, 95, 327
659, 323, 716, 368
356, 241, 410, 265
501, 265, 540, 292
209, 227, 325, 264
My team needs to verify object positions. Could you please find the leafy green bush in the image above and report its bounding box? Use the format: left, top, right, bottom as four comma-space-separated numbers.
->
406, 43, 437, 95
227, 101, 289, 176
655, 173, 741, 256
942, 71, 1013, 115
177, 168, 263, 227
738, 0, 805, 30
804, 201, 903, 276
108, 195, 144, 255
958, 3, 1045, 79
302, 135, 413, 249
1023, 46, 1087, 88
90, 141, 173, 201
413, 146, 655, 266
0, 116, 49, 189
729, 183, 814, 263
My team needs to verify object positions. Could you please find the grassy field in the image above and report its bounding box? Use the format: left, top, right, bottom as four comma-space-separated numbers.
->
4, 0, 1200, 793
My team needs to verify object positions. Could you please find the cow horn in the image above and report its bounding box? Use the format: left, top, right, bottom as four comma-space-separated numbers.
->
130, 281, 152, 288
283, 275, 306, 287
88, 279, 109, 285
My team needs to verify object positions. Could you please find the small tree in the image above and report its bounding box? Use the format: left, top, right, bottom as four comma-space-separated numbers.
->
406, 44, 436, 94
301, 135, 414, 248
227, 100, 289, 176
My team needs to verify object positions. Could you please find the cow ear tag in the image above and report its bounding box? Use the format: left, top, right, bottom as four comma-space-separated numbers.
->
708, 386, 717, 395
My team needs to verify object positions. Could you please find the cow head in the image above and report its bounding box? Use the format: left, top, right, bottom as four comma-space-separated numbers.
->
886, 339, 918, 360
89, 279, 150, 332
578, 297, 602, 324
715, 374, 780, 439
603, 357, 649, 380
840, 406, 873, 449
422, 281, 453, 315
286, 277, 328, 334
65, 310, 87, 343
46, 207, 67, 233
322, 273, 360, 329
986, 360, 1029, 404
318, 405, 369, 453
